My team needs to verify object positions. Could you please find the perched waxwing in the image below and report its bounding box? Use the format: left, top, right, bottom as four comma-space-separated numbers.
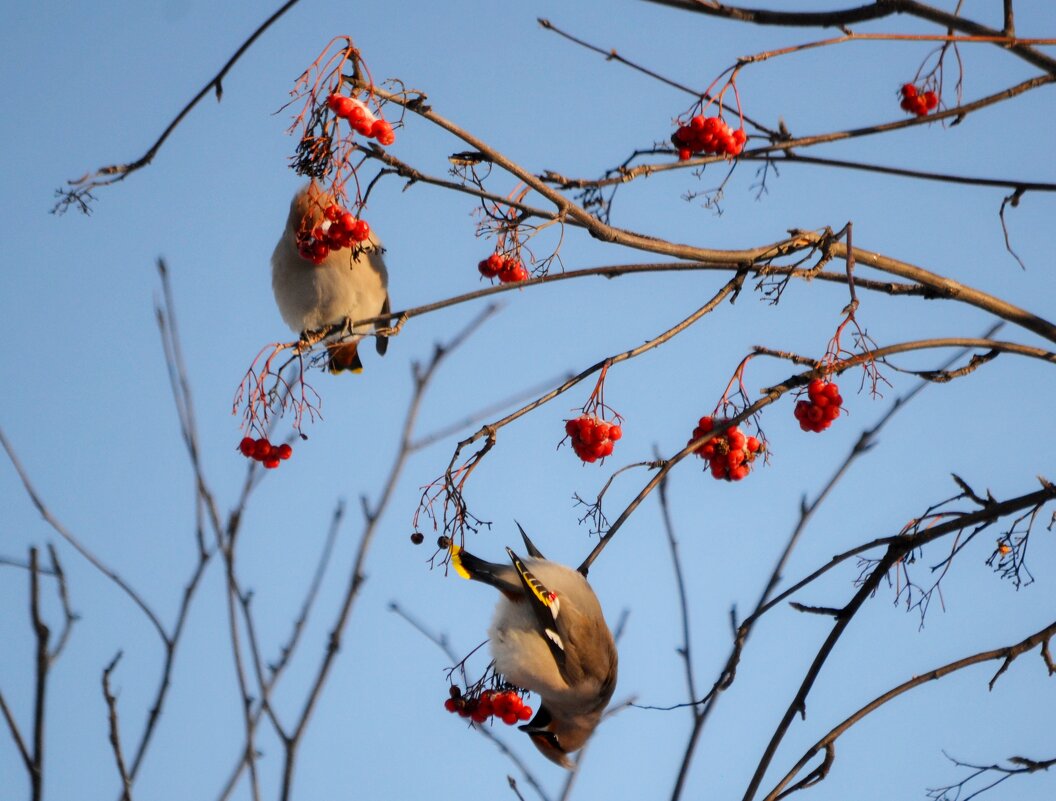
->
271, 184, 391, 373
451, 525, 618, 768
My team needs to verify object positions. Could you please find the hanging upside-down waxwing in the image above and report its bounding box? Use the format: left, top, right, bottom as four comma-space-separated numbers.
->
271, 183, 391, 373
451, 526, 618, 768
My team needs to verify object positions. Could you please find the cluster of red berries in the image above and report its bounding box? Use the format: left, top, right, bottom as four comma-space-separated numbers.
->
478, 253, 529, 283
565, 415, 623, 463
672, 115, 747, 161
899, 84, 939, 117
444, 687, 533, 726
687, 416, 763, 481
238, 437, 293, 469
295, 203, 372, 264
326, 93, 395, 145
794, 378, 843, 433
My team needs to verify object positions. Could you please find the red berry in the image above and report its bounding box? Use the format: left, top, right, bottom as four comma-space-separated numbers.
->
252, 438, 271, 461
478, 258, 499, 279
238, 437, 255, 457
745, 436, 761, 452
609, 424, 622, 441
730, 465, 750, 481
923, 91, 938, 111
327, 94, 352, 117
351, 220, 371, 242
310, 241, 329, 262
371, 119, 395, 145
502, 712, 518, 726
678, 148, 692, 161
277, 443, 293, 460
444, 698, 458, 713
518, 705, 533, 721
710, 462, 728, 480
697, 416, 714, 432
263, 458, 280, 469
901, 83, 917, 99
503, 263, 529, 283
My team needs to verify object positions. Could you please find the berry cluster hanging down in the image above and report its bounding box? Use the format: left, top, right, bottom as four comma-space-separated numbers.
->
295, 203, 372, 264
565, 415, 623, 463
238, 437, 293, 469
478, 252, 529, 283
444, 687, 533, 726
899, 84, 939, 117
671, 115, 747, 161
687, 416, 763, 481
326, 93, 395, 145
794, 379, 843, 432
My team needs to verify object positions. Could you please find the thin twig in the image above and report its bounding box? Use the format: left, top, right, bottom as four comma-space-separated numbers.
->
388, 602, 553, 801
277, 306, 500, 801
29, 547, 49, 801
54, 0, 304, 212
102, 653, 133, 801
44, 544, 77, 662
763, 619, 1056, 800
1, 428, 167, 641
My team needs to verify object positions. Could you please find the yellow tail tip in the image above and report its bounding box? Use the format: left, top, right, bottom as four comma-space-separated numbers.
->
450, 545, 471, 580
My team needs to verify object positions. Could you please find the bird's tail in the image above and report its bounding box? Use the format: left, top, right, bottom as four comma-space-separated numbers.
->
450, 545, 520, 596
326, 341, 363, 374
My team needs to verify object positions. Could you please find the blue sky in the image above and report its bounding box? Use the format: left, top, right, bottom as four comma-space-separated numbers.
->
2, 2, 1054, 800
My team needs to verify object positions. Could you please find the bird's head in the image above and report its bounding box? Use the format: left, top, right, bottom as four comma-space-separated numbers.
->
520, 704, 604, 770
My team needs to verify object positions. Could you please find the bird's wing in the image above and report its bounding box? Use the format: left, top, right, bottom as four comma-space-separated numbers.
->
505, 547, 570, 679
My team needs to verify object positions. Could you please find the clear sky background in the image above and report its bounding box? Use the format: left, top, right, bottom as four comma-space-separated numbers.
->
2, 2, 1054, 800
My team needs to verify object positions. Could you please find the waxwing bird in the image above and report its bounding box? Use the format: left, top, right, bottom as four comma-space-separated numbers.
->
451, 525, 618, 768
271, 184, 391, 373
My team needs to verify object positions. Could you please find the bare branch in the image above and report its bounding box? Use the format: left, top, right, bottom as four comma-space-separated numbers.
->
640, 0, 1056, 75
764, 619, 1056, 800
277, 306, 499, 801
102, 653, 133, 801
1, 428, 168, 642
29, 547, 48, 801
44, 544, 77, 662
388, 602, 553, 801
54, 0, 304, 212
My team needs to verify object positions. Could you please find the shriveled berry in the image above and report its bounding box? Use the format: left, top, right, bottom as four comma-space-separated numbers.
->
410, 531, 424, 545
